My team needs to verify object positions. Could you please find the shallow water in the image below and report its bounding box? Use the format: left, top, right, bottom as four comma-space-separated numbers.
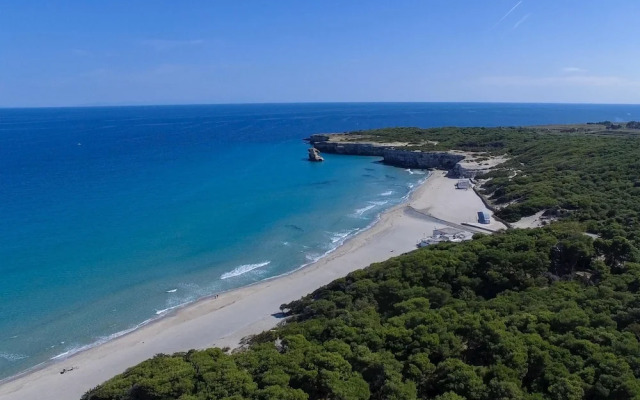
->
2, 102, 640, 379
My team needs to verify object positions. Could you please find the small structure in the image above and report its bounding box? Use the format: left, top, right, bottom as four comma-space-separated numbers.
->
433, 227, 464, 237
308, 147, 324, 162
417, 237, 444, 247
477, 211, 491, 224
456, 179, 471, 189
418, 227, 470, 248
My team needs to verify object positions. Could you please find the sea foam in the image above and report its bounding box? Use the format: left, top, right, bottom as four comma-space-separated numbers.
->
305, 253, 322, 262
353, 200, 390, 217
220, 261, 271, 280
353, 204, 376, 217
330, 229, 356, 244
50, 319, 154, 361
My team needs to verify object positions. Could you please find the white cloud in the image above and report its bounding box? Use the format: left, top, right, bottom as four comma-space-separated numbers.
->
139, 39, 204, 51
562, 67, 588, 73
479, 74, 639, 87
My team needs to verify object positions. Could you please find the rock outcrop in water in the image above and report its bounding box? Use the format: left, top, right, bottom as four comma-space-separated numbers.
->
308, 147, 324, 162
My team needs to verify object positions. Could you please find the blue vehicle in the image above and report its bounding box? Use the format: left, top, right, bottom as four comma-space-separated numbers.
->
478, 211, 491, 224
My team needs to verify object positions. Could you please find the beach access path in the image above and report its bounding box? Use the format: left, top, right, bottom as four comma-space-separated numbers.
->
0, 170, 506, 400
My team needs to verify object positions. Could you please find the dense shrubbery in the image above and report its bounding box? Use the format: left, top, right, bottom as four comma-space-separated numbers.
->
83, 227, 640, 400
360, 126, 640, 247
83, 126, 640, 400
626, 121, 640, 129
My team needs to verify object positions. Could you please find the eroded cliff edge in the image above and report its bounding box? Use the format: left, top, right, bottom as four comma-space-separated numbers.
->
307, 133, 501, 178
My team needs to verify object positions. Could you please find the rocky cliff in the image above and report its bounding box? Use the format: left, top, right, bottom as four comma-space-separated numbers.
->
308, 134, 474, 174
309, 139, 387, 157
383, 150, 464, 169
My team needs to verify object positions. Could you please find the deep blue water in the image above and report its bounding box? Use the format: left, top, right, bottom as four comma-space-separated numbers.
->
1, 102, 639, 379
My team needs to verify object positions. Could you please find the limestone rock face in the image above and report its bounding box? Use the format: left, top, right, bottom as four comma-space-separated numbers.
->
315, 142, 386, 156
308, 147, 324, 162
382, 150, 464, 170
307, 133, 506, 177
454, 163, 484, 179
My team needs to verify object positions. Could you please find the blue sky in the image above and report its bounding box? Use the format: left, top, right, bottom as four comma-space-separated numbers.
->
1, 1, 639, 107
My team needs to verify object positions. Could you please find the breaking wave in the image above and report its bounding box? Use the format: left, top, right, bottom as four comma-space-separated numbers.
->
220, 261, 271, 280
354, 204, 376, 216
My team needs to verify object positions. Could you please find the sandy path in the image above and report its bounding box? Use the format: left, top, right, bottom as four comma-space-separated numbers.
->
0, 171, 501, 400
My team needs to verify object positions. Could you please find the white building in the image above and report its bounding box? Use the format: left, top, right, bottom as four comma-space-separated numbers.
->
456, 179, 471, 189
417, 227, 470, 248
433, 227, 465, 237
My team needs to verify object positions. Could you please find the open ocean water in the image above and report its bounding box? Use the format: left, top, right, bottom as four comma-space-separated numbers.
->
1, 102, 640, 380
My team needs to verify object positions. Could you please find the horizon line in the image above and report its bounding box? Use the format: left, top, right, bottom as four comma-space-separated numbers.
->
2, 100, 640, 110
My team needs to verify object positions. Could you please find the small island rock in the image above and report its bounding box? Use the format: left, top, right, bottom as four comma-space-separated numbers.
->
308, 147, 324, 162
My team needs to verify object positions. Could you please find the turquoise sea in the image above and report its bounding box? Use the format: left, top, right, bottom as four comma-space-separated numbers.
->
1, 102, 640, 380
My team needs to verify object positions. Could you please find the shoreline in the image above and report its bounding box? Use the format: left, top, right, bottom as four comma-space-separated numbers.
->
0, 170, 505, 400
0, 176, 425, 386
0, 173, 426, 386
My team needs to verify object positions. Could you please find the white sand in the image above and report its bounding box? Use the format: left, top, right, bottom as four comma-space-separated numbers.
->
0, 171, 502, 400
412, 171, 507, 232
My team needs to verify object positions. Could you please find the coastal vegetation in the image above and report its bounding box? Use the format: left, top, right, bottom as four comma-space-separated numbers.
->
352, 124, 640, 248
82, 125, 640, 400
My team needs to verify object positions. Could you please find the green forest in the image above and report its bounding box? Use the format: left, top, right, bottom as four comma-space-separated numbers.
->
82, 125, 640, 400
355, 124, 640, 247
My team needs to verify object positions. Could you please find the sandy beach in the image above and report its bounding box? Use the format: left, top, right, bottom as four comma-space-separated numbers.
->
0, 171, 504, 400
